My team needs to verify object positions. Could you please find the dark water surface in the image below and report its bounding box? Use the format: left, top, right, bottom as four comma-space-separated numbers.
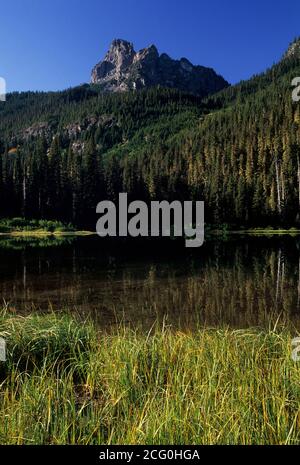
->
0, 235, 300, 329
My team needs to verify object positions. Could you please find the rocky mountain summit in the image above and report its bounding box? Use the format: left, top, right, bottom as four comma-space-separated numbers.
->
91, 39, 229, 96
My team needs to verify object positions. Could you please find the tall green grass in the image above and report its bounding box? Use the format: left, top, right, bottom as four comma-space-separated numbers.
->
0, 310, 300, 445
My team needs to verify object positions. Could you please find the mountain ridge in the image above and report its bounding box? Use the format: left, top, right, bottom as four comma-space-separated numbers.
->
0, 38, 299, 227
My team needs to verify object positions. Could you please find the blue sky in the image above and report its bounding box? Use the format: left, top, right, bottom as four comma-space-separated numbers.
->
0, 0, 299, 92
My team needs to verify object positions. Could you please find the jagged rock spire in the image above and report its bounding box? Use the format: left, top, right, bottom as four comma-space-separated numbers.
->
91, 39, 229, 96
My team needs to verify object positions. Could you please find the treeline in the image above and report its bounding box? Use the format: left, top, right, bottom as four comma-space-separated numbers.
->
0, 89, 205, 227
0, 54, 300, 228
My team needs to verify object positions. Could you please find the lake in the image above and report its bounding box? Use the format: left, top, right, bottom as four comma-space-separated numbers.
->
0, 234, 299, 330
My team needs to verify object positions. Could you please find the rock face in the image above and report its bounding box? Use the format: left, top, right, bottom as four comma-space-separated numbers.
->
91, 39, 229, 96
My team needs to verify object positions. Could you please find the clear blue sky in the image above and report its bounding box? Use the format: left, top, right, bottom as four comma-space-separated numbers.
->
0, 0, 299, 92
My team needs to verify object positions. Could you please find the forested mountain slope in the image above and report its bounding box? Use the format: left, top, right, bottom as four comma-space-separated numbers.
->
0, 40, 300, 228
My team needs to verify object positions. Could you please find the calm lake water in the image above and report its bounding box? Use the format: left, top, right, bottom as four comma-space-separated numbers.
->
0, 235, 300, 329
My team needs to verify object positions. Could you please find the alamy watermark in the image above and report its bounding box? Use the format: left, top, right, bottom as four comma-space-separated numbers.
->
292, 77, 300, 102
291, 337, 300, 362
0, 77, 6, 102
0, 337, 6, 362
96, 194, 204, 248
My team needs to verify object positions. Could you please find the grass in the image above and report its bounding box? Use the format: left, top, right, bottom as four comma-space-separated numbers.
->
0, 218, 76, 233
0, 311, 300, 445
207, 225, 300, 237
0, 218, 95, 238
231, 227, 300, 236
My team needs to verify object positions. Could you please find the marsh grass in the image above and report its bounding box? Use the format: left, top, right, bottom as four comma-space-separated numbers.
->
0, 310, 300, 445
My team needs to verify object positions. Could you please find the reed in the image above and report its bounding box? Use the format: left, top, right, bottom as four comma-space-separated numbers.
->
0, 311, 299, 445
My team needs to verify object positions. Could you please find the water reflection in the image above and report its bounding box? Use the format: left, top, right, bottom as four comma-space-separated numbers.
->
0, 236, 299, 329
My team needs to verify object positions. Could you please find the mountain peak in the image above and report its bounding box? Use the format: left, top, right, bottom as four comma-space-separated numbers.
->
111, 38, 133, 47
91, 39, 229, 95
109, 39, 135, 57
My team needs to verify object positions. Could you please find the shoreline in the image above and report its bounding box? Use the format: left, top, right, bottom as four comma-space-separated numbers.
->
0, 230, 96, 237
210, 228, 300, 236
0, 228, 299, 238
